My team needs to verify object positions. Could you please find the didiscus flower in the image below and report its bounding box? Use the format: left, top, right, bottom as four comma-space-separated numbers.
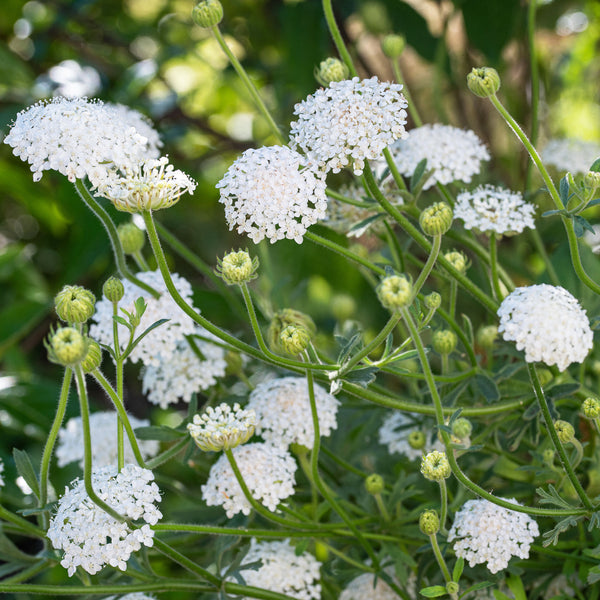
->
290, 76, 408, 176
497, 284, 593, 371
216, 146, 327, 244
542, 138, 600, 174
448, 498, 539, 574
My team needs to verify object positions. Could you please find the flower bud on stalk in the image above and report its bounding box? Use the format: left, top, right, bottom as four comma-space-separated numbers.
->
432, 330, 457, 356
377, 274, 412, 311
315, 58, 349, 86
216, 249, 259, 285
46, 327, 88, 367
424, 292, 441, 311
103, 276, 125, 303
81, 339, 102, 373
117, 222, 145, 255
419, 509, 440, 535
381, 34, 405, 58
408, 430, 426, 450
467, 67, 501, 98
55, 285, 95, 324
444, 250, 468, 275
279, 325, 311, 356
268, 309, 316, 355
583, 397, 600, 419
420, 202, 453, 236
421, 450, 451, 481
365, 473, 385, 495
192, 0, 223, 28
554, 420, 575, 444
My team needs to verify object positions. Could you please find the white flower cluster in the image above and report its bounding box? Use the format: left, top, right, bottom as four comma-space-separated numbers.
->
246, 377, 339, 450
236, 539, 321, 600
216, 146, 327, 244
3, 97, 161, 184
47, 464, 162, 576
202, 442, 296, 518
55, 411, 159, 468
448, 498, 539, 574
142, 327, 227, 408
290, 76, 408, 176
542, 138, 600, 174
497, 284, 593, 371
454, 185, 535, 235
378, 412, 443, 461
340, 571, 414, 600
90, 270, 196, 367
381, 124, 489, 189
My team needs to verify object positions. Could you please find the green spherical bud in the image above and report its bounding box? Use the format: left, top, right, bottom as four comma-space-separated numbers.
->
216, 249, 259, 285
117, 222, 145, 255
103, 276, 125, 303
408, 430, 426, 450
332, 293, 356, 321
279, 325, 311, 356
467, 67, 501, 98
268, 309, 316, 355
444, 250, 468, 275
377, 274, 412, 311
583, 397, 600, 419
381, 34, 405, 58
420, 202, 453, 236
55, 285, 96, 324
452, 417, 472, 440
424, 291, 441, 311
192, 0, 223, 28
315, 57, 349, 86
81, 339, 102, 373
365, 473, 385, 495
446, 582, 459, 595
584, 171, 600, 188
420, 450, 451, 481
554, 420, 575, 444
419, 509, 440, 536
476, 324, 498, 349
432, 330, 457, 355
542, 448, 555, 464
46, 327, 87, 367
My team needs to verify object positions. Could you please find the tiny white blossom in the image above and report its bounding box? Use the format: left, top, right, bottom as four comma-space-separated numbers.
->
290, 76, 408, 176
448, 498, 539, 574
378, 412, 443, 460
542, 138, 600, 174
47, 464, 162, 577
216, 146, 327, 244
497, 284, 593, 371
202, 442, 297, 517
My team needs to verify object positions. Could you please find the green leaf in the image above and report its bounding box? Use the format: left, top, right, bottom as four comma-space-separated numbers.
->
505, 574, 527, 600
335, 331, 363, 365
542, 515, 581, 546
536, 484, 576, 509
344, 366, 379, 387
420, 585, 447, 598
12, 448, 40, 500
546, 383, 579, 401
347, 214, 384, 238
573, 215, 595, 237
541, 209, 566, 218
493, 592, 515, 600
134, 425, 185, 441
590, 158, 600, 172
458, 582, 493, 599
125, 318, 170, 357
559, 175, 570, 205
410, 158, 428, 191
452, 556, 464, 582
475, 372, 500, 403
585, 198, 600, 209
588, 565, 600, 585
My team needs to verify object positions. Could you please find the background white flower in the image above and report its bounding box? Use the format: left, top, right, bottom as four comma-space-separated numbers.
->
378, 412, 443, 460
542, 138, 600, 173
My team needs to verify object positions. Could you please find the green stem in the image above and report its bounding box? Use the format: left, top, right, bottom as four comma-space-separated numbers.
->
146, 436, 189, 469
412, 233, 441, 299
374, 493, 391, 522
525, 0, 539, 192
429, 533, 457, 600
439, 479, 448, 535
0, 506, 45, 538
391, 59, 422, 127
0, 582, 216, 595
0, 560, 50, 585
133, 250, 150, 271
383, 147, 408, 191
489, 232, 504, 300
322, 0, 358, 77
116, 357, 125, 472
153, 538, 220, 585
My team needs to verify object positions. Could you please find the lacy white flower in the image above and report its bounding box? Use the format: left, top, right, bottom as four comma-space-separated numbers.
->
290, 76, 408, 176
216, 146, 327, 244
188, 403, 256, 451
141, 327, 227, 407
542, 138, 600, 174
378, 412, 443, 461
90, 270, 196, 367
202, 442, 297, 517
47, 464, 162, 576
380, 124, 489, 189
235, 539, 321, 600
35, 60, 102, 98
56, 411, 159, 468
95, 156, 196, 212
246, 377, 339, 450
448, 498, 539, 574
3, 97, 161, 184
497, 284, 593, 371
454, 185, 535, 235
340, 571, 414, 600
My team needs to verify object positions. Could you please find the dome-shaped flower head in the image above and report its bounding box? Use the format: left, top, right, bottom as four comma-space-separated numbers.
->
3, 97, 161, 184
542, 138, 600, 174
454, 185, 535, 235
47, 464, 162, 576
216, 145, 327, 244
290, 76, 408, 176
497, 284, 593, 371
379, 124, 489, 189
448, 498, 539, 574
246, 377, 340, 449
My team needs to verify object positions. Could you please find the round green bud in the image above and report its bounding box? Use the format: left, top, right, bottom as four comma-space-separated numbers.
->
420, 450, 451, 481
444, 250, 468, 275
584, 171, 600, 188
103, 276, 124, 303
268, 309, 316, 355
424, 291, 441, 311
365, 473, 385, 495
192, 0, 223, 28
408, 430, 426, 450
419, 509, 440, 536
216, 249, 259, 285
279, 325, 311, 356
583, 397, 600, 419
381, 34, 405, 58
446, 582, 459, 595
81, 339, 102, 373
420, 202, 453, 236
377, 274, 412, 311
432, 330, 457, 355
452, 417, 472, 440
314, 541, 329, 562
476, 324, 498, 349
332, 293, 356, 321
467, 66, 501, 98
554, 420, 575, 444
55, 285, 96, 324
542, 448, 555, 464
315, 57, 349, 87
46, 327, 87, 367
117, 222, 145, 255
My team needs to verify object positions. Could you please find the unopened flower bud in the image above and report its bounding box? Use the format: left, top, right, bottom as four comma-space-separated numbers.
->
432, 330, 457, 355
46, 327, 87, 367
216, 249, 259, 285
381, 34, 405, 58
419, 509, 440, 535
446, 582, 459, 595
315, 58, 349, 86
424, 291, 441, 311
279, 325, 311, 356
467, 67, 501, 98
420, 202, 453, 236
103, 277, 124, 303
192, 0, 223, 28
444, 250, 468, 275
117, 222, 145, 255
365, 473, 385, 495
268, 309, 316, 355
55, 285, 95, 324
476, 324, 497, 349
543, 448, 555, 464
554, 420, 575, 444
81, 339, 102, 373
408, 430, 426, 450
583, 397, 600, 419
421, 450, 451, 481
377, 274, 412, 311
584, 171, 600, 188
452, 417, 472, 440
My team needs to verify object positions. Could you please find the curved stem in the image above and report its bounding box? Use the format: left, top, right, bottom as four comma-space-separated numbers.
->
322, 0, 358, 77
382, 147, 408, 192
391, 59, 422, 127
412, 233, 441, 299
489, 232, 504, 300
153, 538, 220, 585
146, 436, 189, 469
525, 0, 539, 192
0, 506, 45, 538
439, 479, 448, 535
